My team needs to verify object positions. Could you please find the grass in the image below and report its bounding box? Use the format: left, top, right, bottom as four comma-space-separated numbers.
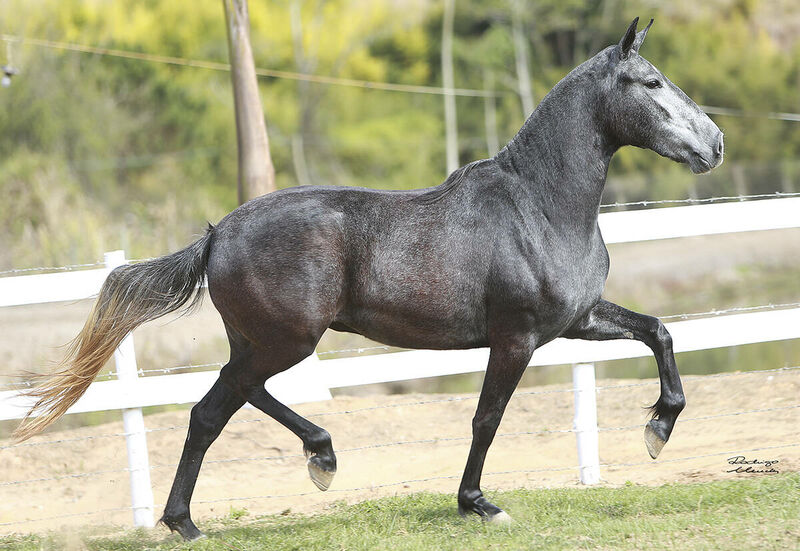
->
2, 473, 799, 551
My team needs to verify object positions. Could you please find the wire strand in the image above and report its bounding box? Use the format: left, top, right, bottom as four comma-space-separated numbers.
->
599, 191, 800, 210
190, 442, 800, 506
4, 365, 797, 451
4, 441, 796, 526
0, 261, 103, 276
0, 35, 498, 98
5, 34, 800, 122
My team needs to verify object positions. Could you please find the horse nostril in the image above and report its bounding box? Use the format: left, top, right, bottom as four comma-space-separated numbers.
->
715, 134, 724, 157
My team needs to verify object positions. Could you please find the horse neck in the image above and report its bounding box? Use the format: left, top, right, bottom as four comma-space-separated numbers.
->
494, 72, 616, 235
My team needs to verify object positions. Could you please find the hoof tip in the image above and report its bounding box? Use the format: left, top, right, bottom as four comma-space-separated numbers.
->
644, 424, 666, 459
488, 511, 513, 524
307, 460, 335, 491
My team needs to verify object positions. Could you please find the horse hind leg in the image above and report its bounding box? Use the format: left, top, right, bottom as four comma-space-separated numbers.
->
224, 328, 338, 491
160, 375, 245, 541
246, 385, 337, 490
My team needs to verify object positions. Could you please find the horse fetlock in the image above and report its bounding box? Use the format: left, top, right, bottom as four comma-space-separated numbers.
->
303, 429, 333, 456
307, 453, 337, 491
651, 392, 685, 421
458, 492, 506, 520
160, 512, 205, 542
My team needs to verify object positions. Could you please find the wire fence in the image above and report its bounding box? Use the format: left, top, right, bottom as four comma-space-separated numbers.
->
5, 34, 800, 125
1, 298, 798, 393
0, 261, 104, 277
1, 363, 797, 528
0, 302, 800, 394
1, 301, 799, 390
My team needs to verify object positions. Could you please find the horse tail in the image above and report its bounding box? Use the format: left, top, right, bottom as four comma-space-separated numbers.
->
13, 225, 215, 442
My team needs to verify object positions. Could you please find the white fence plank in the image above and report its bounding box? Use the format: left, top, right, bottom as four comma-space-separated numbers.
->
320, 308, 800, 389
600, 197, 800, 243
0, 269, 107, 307
4, 307, 797, 421
0, 355, 330, 421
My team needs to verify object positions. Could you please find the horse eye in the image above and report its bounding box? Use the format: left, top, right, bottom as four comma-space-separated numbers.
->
645, 79, 662, 89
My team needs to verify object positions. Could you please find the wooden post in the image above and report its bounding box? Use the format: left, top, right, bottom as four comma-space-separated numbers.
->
223, 0, 276, 204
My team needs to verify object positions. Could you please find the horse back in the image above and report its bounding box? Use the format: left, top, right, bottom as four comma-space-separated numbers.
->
206, 185, 492, 350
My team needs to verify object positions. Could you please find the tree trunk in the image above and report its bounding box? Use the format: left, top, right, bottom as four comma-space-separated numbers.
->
441, 0, 459, 174
511, 0, 535, 118
483, 69, 500, 156
289, 0, 313, 188
223, 0, 276, 204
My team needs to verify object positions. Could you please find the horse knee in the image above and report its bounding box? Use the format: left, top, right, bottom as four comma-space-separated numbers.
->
654, 321, 673, 349
645, 317, 673, 349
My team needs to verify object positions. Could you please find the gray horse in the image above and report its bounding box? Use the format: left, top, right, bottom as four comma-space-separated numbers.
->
16, 18, 722, 539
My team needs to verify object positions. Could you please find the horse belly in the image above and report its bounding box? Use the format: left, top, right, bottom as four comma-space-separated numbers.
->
336, 277, 488, 350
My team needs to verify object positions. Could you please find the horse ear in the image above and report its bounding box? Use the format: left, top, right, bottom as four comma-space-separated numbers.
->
618, 17, 639, 60
632, 19, 654, 53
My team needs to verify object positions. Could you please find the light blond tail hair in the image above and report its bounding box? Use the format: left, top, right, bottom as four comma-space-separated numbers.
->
13, 228, 213, 442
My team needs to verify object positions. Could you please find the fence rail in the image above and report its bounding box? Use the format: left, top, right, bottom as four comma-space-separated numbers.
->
1, 196, 799, 528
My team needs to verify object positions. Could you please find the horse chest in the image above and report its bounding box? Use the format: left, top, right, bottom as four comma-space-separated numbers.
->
494, 236, 609, 335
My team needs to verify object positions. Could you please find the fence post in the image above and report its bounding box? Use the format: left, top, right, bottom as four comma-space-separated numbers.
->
105, 250, 155, 527
572, 363, 600, 485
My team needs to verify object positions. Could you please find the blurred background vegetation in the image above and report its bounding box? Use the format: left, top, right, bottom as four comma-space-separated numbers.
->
2, 0, 800, 266
0, 0, 799, 411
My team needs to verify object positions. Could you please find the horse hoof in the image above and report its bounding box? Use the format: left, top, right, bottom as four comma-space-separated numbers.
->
160, 515, 205, 542
644, 422, 666, 459
488, 511, 513, 524
307, 456, 336, 491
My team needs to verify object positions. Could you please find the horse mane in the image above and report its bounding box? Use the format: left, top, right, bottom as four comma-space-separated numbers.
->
414, 159, 486, 205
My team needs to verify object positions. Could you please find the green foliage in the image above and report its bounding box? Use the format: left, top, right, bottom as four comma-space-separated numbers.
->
2, 473, 798, 550
1, 0, 800, 267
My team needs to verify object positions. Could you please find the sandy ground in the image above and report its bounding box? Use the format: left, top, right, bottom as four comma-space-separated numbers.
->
1, 369, 798, 535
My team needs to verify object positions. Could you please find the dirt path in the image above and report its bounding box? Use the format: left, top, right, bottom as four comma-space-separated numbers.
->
1, 370, 798, 535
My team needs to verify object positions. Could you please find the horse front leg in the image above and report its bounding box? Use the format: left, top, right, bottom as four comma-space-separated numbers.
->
458, 338, 535, 522
564, 299, 686, 458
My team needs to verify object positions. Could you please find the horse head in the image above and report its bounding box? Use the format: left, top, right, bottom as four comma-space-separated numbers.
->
600, 18, 724, 174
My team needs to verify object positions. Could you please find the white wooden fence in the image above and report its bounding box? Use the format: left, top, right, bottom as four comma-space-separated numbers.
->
1, 196, 799, 527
